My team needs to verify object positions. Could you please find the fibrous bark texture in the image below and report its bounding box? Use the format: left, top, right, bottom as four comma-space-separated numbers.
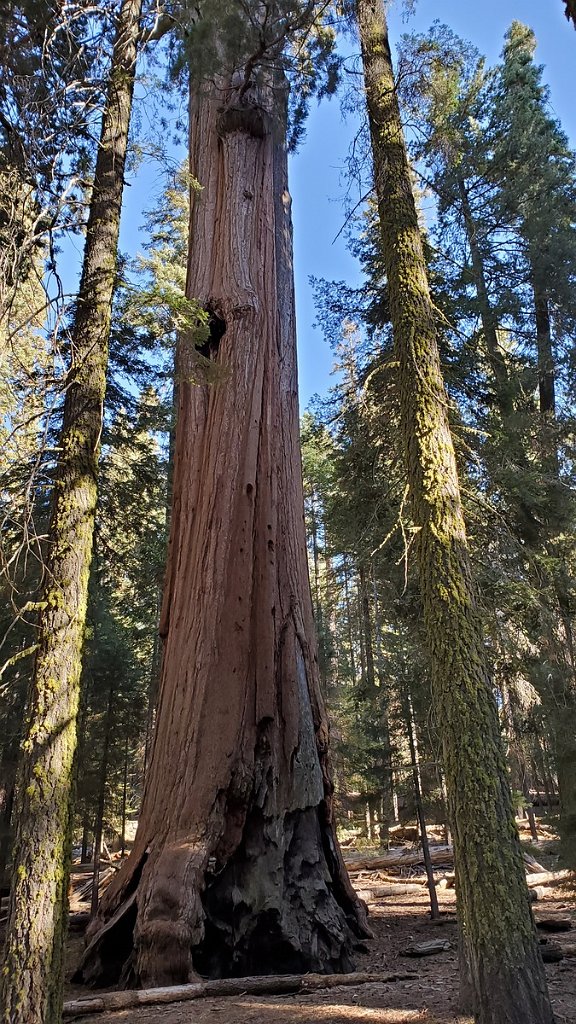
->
76, 71, 367, 990
0, 3, 142, 1022
354, 1, 554, 1022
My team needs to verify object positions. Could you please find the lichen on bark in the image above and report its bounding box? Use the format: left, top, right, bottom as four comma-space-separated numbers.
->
0, 3, 142, 1021
354, 0, 555, 1021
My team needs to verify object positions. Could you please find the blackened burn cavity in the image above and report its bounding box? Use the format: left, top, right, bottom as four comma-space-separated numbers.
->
216, 104, 270, 139
198, 309, 226, 360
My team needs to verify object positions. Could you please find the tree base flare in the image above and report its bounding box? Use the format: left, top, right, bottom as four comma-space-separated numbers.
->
75, 806, 367, 989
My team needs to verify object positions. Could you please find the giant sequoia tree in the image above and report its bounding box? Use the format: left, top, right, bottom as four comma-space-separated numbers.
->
353, 1, 554, 1022
77, 6, 367, 989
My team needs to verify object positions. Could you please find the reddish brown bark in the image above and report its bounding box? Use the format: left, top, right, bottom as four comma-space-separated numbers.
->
76, 72, 367, 989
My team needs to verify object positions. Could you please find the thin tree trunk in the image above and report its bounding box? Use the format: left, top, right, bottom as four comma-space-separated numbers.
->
143, 587, 161, 780
439, 770, 451, 845
120, 734, 129, 859
403, 693, 440, 919
457, 176, 511, 412
0, 4, 142, 1021
91, 679, 115, 917
343, 557, 358, 683
358, 562, 376, 689
354, 1, 554, 1020
372, 574, 396, 827
530, 271, 576, 867
0, 736, 18, 886
533, 281, 556, 423
80, 819, 91, 865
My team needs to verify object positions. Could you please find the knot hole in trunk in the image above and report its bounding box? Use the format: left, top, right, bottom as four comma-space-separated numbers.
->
198, 307, 226, 360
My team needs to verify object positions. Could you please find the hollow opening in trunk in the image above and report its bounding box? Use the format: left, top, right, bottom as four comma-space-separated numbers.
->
198, 308, 226, 360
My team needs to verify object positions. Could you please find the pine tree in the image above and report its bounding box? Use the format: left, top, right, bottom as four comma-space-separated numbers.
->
399, 21, 576, 870
0, 2, 143, 1019
353, 0, 554, 1020
490, 22, 576, 868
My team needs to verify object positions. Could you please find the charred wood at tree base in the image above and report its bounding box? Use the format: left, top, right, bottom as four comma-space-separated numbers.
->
194, 805, 359, 979
197, 308, 226, 360
73, 894, 138, 988
73, 852, 148, 989
216, 104, 271, 139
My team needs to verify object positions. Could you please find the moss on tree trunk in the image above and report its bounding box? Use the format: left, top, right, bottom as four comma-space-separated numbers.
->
354, 1, 554, 1021
0, 3, 142, 1022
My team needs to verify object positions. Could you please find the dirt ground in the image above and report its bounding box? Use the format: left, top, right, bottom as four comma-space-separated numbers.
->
64, 878, 576, 1024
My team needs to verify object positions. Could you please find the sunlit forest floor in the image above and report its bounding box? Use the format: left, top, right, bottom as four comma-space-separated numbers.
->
64, 849, 576, 1024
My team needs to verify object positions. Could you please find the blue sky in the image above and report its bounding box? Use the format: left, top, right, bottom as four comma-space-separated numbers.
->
290, 0, 576, 407
114, 1, 576, 411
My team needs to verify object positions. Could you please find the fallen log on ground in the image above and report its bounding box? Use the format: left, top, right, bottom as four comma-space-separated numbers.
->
62, 971, 419, 1017
345, 847, 453, 873
526, 870, 572, 888
539, 940, 564, 963
345, 846, 555, 875
536, 918, 573, 932
355, 882, 427, 900
523, 852, 547, 873
401, 939, 451, 957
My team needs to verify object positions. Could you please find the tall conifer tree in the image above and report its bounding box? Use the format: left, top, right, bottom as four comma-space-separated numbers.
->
0, 2, 143, 1020
353, 0, 554, 1021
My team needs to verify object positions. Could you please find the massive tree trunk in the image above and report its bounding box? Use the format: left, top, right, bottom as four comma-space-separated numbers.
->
76, 69, 368, 991
0, 3, 142, 1022
354, 1, 554, 1022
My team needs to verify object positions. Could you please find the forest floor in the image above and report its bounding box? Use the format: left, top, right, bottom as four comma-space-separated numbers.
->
64, 848, 576, 1024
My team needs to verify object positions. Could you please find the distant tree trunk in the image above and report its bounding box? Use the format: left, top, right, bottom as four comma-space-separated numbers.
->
530, 269, 576, 868
91, 679, 115, 917
80, 818, 91, 864
120, 734, 129, 859
457, 176, 511, 411
0, 727, 19, 886
372, 574, 396, 826
358, 563, 376, 689
0, 674, 27, 885
76, 69, 368, 990
533, 281, 556, 424
501, 681, 539, 842
0, 776, 15, 886
0, 3, 142, 1021
403, 693, 439, 919
354, 1, 554, 1021
143, 587, 162, 779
